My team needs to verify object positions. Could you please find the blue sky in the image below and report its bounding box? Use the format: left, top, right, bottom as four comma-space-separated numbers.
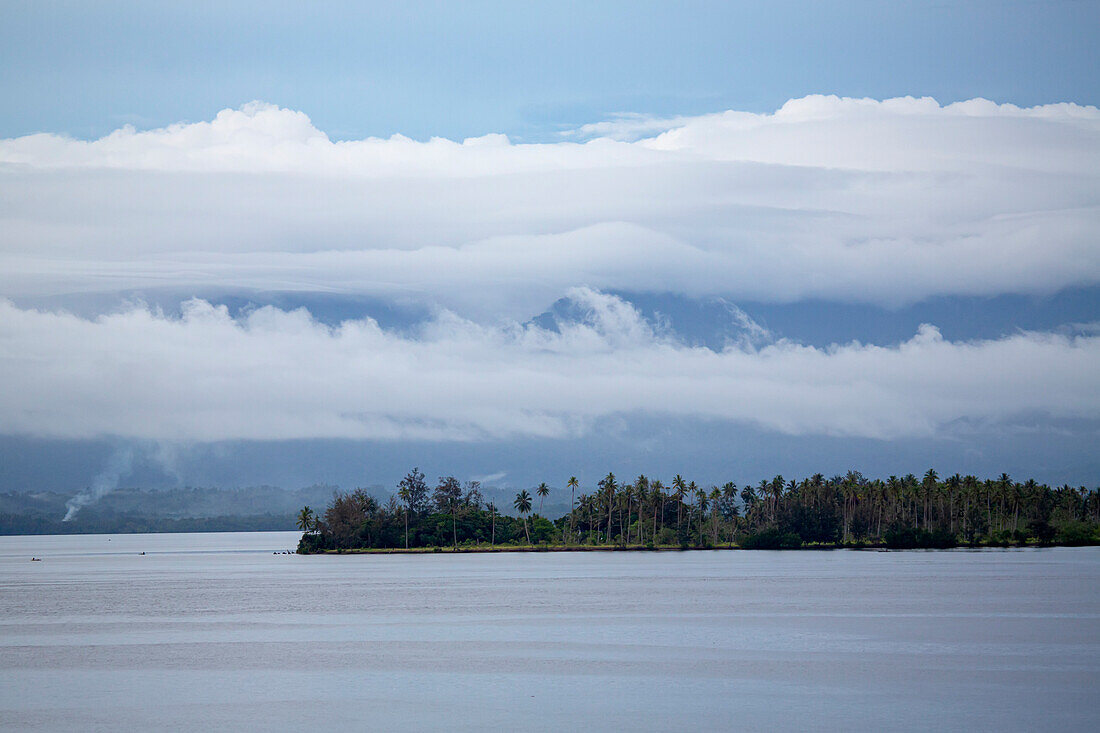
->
3, 1, 1098, 141
1, 1, 1098, 499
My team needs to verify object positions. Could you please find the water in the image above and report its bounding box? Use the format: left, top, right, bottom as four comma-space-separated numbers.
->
2, 533, 1098, 731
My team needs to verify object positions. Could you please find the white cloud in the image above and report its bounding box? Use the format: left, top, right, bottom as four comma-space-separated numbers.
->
1, 97, 1097, 447
1, 96, 1098, 317
1, 291, 1096, 443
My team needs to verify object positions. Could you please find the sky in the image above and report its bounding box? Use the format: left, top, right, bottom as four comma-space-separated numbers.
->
1, 1, 1098, 501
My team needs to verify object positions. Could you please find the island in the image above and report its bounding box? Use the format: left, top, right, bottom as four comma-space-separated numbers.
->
297, 468, 1100, 553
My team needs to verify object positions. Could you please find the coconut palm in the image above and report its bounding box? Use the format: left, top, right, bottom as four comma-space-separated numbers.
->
710, 487, 722, 544
296, 506, 315, 533
621, 482, 635, 544
536, 482, 550, 516
997, 473, 1012, 533
579, 494, 595, 542
397, 484, 412, 548
721, 482, 737, 541
600, 472, 617, 543
650, 479, 665, 541
672, 475, 687, 533
514, 490, 533, 544
567, 476, 579, 544
689, 481, 701, 531
634, 485, 647, 544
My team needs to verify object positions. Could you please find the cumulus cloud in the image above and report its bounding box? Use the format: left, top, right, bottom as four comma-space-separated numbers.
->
1, 96, 1098, 317
0, 291, 1096, 444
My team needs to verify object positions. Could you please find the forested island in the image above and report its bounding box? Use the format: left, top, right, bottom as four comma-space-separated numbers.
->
297, 468, 1100, 553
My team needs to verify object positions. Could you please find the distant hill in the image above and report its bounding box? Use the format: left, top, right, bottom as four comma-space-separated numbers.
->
0, 484, 347, 535
0, 482, 574, 535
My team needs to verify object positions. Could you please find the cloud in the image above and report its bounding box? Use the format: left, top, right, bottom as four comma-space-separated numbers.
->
1, 96, 1098, 317
1, 97, 1097, 449
1, 291, 1096, 444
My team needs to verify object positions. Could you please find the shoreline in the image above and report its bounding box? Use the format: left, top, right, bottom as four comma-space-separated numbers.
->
304, 541, 1100, 555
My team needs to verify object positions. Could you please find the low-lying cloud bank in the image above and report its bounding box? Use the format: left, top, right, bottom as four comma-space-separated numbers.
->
1, 96, 1098, 317
1, 291, 1096, 444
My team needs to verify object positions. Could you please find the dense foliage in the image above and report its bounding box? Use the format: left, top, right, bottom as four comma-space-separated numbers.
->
298, 470, 556, 552
299, 469, 1100, 552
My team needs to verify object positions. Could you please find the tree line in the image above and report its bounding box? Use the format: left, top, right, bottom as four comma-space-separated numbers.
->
297, 468, 1100, 552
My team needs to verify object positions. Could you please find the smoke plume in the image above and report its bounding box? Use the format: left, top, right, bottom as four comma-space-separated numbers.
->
63, 447, 135, 521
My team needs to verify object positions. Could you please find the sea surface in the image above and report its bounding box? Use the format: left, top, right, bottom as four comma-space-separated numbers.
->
1, 533, 1098, 731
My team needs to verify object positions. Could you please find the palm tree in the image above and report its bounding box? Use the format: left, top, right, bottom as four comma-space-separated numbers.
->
601, 472, 617, 543
946, 474, 961, 533
514, 490, 533, 544
672, 475, 687, 533
997, 473, 1012, 533
710, 487, 722, 544
567, 476, 579, 544
536, 482, 550, 516
296, 506, 314, 533
651, 479, 665, 541
722, 482, 737, 545
688, 481, 701, 534
1019, 478, 1037, 531
922, 469, 938, 529
621, 483, 635, 545
579, 494, 595, 543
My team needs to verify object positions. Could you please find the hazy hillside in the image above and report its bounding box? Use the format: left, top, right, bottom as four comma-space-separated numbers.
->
0, 485, 345, 535
0, 482, 575, 535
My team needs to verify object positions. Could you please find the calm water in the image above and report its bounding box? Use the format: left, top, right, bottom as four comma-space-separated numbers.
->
1, 533, 1098, 731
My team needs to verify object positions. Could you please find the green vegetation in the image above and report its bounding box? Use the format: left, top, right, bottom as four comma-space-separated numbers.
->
298, 469, 1100, 553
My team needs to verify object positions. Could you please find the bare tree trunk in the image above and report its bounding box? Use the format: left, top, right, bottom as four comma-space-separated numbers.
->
569, 489, 575, 545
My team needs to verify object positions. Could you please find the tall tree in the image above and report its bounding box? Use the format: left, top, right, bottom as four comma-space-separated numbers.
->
296, 506, 315, 533
651, 479, 665, 541
710, 487, 722, 544
398, 468, 430, 515
514, 490, 533, 544
434, 476, 463, 549
599, 473, 618, 543
672, 475, 687, 533
567, 476, 579, 544
922, 469, 939, 529
536, 482, 550, 516
689, 481, 701, 535
397, 484, 412, 549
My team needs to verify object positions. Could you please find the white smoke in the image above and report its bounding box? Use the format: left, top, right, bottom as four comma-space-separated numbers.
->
63, 447, 135, 521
